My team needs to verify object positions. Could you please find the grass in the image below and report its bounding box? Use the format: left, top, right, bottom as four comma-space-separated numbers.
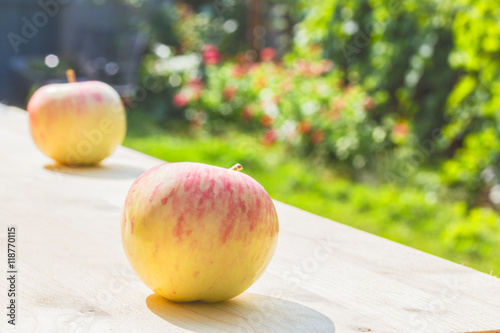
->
123, 111, 500, 276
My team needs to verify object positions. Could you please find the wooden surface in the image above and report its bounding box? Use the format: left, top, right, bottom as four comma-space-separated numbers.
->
1, 105, 500, 332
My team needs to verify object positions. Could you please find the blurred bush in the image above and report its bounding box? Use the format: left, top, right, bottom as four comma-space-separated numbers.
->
169, 47, 407, 172
294, 0, 459, 141
125, 0, 248, 119
128, 0, 500, 208
441, 0, 500, 207
173, 1, 247, 55
295, 0, 500, 207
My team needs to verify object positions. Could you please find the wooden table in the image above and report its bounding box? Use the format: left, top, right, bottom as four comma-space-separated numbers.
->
1, 105, 500, 332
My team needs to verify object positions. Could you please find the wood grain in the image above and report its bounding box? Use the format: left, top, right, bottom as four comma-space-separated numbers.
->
1, 105, 499, 332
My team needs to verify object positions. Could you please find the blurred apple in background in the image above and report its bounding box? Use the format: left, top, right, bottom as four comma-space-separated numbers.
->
121, 162, 279, 302
27, 70, 126, 166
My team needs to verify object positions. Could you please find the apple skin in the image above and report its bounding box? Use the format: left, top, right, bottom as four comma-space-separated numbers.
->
27, 81, 126, 166
121, 162, 279, 302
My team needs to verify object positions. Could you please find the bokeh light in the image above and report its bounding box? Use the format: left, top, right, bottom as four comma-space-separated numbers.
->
44, 54, 59, 68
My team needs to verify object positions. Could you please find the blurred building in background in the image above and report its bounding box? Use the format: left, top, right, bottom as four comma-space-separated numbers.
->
0, 0, 148, 107
0, 0, 292, 108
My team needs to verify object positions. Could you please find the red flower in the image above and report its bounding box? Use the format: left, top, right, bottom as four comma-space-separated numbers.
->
260, 47, 276, 62
310, 63, 324, 76
173, 93, 188, 107
241, 105, 254, 121
330, 98, 345, 113
297, 120, 312, 134
260, 114, 274, 127
295, 59, 312, 76
394, 123, 409, 135
363, 96, 376, 110
320, 59, 334, 73
326, 109, 341, 122
310, 130, 325, 145
392, 121, 409, 142
223, 86, 237, 101
248, 63, 259, 72
262, 129, 279, 146
232, 65, 247, 78
188, 77, 203, 90
202, 44, 220, 66
307, 59, 334, 76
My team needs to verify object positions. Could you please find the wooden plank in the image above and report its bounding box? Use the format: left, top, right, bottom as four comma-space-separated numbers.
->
0, 105, 500, 332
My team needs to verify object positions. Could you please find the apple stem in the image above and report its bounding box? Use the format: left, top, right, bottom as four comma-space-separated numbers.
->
66, 69, 76, 83
229, 163, 243, 171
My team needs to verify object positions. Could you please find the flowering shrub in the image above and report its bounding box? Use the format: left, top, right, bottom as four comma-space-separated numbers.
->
172, 47, 403, 169
294, 0, 459, 142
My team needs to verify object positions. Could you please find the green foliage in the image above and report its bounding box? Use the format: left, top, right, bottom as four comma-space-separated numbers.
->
173, 2, 247, 55
295, 0, 500, 206
442, 126, 500, 204
440, 0, 500, 205
442, 207, 500, 269
295, 0, 459, 140
130, 0, 246, 55
127, 1, 248, 121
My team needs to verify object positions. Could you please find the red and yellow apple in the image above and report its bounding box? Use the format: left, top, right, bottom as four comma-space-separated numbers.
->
27, 73, 126, 166
121, 162, 279, 302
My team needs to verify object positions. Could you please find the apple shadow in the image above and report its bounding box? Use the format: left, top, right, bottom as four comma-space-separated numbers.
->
146, 292, 335, 333
44, 162, 147, 179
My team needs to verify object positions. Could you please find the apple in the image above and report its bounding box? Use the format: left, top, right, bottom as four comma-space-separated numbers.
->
27, 70, 126, 166
121, 162, 279, 302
